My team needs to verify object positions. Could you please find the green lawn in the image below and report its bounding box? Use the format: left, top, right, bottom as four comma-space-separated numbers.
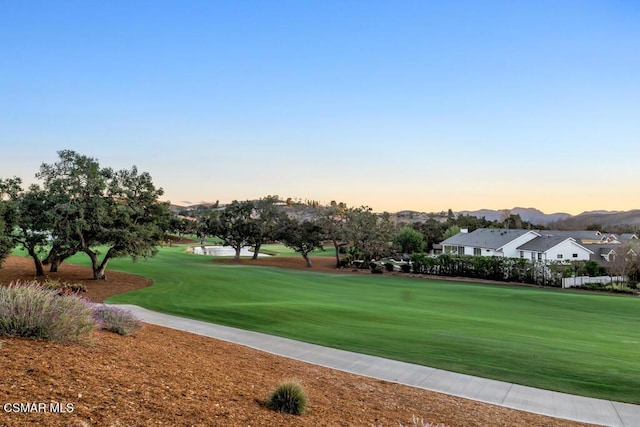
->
256, 243, 333, 257
60, 246, 640, 404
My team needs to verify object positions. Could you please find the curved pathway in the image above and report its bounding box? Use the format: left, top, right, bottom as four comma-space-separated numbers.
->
115, 304, 640, 427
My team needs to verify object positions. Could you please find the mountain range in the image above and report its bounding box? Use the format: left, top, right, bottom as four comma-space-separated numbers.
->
458, 207, 640, 230
171, 202, 640, 231
458, 207, 571, 225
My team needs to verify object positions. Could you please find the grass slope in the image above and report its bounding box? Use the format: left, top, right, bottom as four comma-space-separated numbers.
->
254, 243, 333, 257
67, 246, 640, 403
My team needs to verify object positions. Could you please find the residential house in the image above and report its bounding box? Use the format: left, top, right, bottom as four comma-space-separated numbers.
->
441, 228, 593, 262
516, 235, 593, 262
441, 228, 540, 258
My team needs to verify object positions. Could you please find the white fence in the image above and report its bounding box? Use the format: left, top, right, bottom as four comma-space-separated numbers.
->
562, 275, 626, 288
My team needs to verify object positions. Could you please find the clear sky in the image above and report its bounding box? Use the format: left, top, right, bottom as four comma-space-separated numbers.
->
1, 1, 638, 215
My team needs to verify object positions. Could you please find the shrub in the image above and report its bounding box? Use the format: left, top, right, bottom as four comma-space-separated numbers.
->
40, 278, 86, 295
92, 305, 143, 336
373, 415, 445, 427
266, 380, 308, 415
371, 267, 384, 274
0, 281, 96, 343
581, 282, 637, 294
401, 415, 445, 427
384, 262, 395, 272
400, 264, 411, 273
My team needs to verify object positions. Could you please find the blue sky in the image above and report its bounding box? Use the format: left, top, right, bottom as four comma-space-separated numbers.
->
1, 1, 638, 214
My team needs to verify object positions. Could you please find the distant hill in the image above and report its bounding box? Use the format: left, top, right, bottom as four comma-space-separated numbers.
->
457, 207, 571, 225
549, 210, 640, 231
169, 201, 640, 231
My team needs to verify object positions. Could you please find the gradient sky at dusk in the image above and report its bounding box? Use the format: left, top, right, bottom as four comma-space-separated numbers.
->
2, 1, 638, 214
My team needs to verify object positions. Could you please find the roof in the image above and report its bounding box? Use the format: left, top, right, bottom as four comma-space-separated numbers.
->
587, 243, 623, 265
599, 247, 616, 255
537, 230, 606, 242
440, 228, 536, 250
620, 233, 638, 240
517, 236, 594, 254
517, 236, 572, 251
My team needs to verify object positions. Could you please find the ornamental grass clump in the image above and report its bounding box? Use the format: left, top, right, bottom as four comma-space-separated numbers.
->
92, 305, 143, 336
266, 380, 308, 415
0, 281, 96, 343
373, 415, 445, 427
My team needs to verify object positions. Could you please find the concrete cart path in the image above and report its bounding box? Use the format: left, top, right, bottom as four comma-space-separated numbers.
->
114, 304, 640, 427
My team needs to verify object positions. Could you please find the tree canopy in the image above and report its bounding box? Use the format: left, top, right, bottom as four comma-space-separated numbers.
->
277, 218, 324, 267
0, 178, 21, 268
1, 150, 170, 279
394, 226, 425, 255
203, 200, 259, 261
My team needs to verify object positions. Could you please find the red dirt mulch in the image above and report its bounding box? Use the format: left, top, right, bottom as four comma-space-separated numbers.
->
0, 255, 590, 426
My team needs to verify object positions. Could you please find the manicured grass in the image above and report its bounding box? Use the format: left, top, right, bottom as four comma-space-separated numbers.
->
257, 243, 333, 257
64, 247, 640, 404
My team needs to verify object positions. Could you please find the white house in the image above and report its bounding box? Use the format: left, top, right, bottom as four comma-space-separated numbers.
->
516, 236, 593, 262
441, 228, 593, 262
441, 228, 540, 258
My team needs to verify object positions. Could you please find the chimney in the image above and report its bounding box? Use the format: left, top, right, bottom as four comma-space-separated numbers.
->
460, 228, 469, 234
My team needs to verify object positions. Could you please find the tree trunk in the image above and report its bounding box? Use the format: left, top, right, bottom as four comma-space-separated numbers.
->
233, 247, 241, 262
84, 248, 111, 280
84, 249, 101, 279
49, 257, 61, 272
94, 261, 108, 280
44, 246, 77, 273
333, 240, 340, 268
302, 253, 313, 268
27, 248, 45, 277
252, 243, 261, 260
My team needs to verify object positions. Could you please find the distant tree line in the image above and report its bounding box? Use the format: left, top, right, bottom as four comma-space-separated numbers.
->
192, 198, 399, 267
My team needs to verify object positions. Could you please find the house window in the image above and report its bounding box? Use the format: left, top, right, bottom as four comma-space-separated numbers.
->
531, 252, 535, 261
520, 251, 524, 258
572, 253, 578, 258
557, 254, 563, 259
473, 248, 481, 256
537, 253, 542, 261
458, 246, 464, 255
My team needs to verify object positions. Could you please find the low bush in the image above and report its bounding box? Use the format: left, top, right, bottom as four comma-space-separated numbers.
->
580, 282, 606, 291
384, 262, 395, 272
581, 282, 637, 294
266, 380, 308, 415
373, 415, 445, 427
92, 305, 143, 336
40, 278, 86, 295
371, 267, 384, 274
400, 264, 411, 273
0, 281, 96, 343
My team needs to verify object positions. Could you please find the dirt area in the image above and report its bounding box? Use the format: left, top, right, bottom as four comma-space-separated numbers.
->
0, 254, 590, 427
